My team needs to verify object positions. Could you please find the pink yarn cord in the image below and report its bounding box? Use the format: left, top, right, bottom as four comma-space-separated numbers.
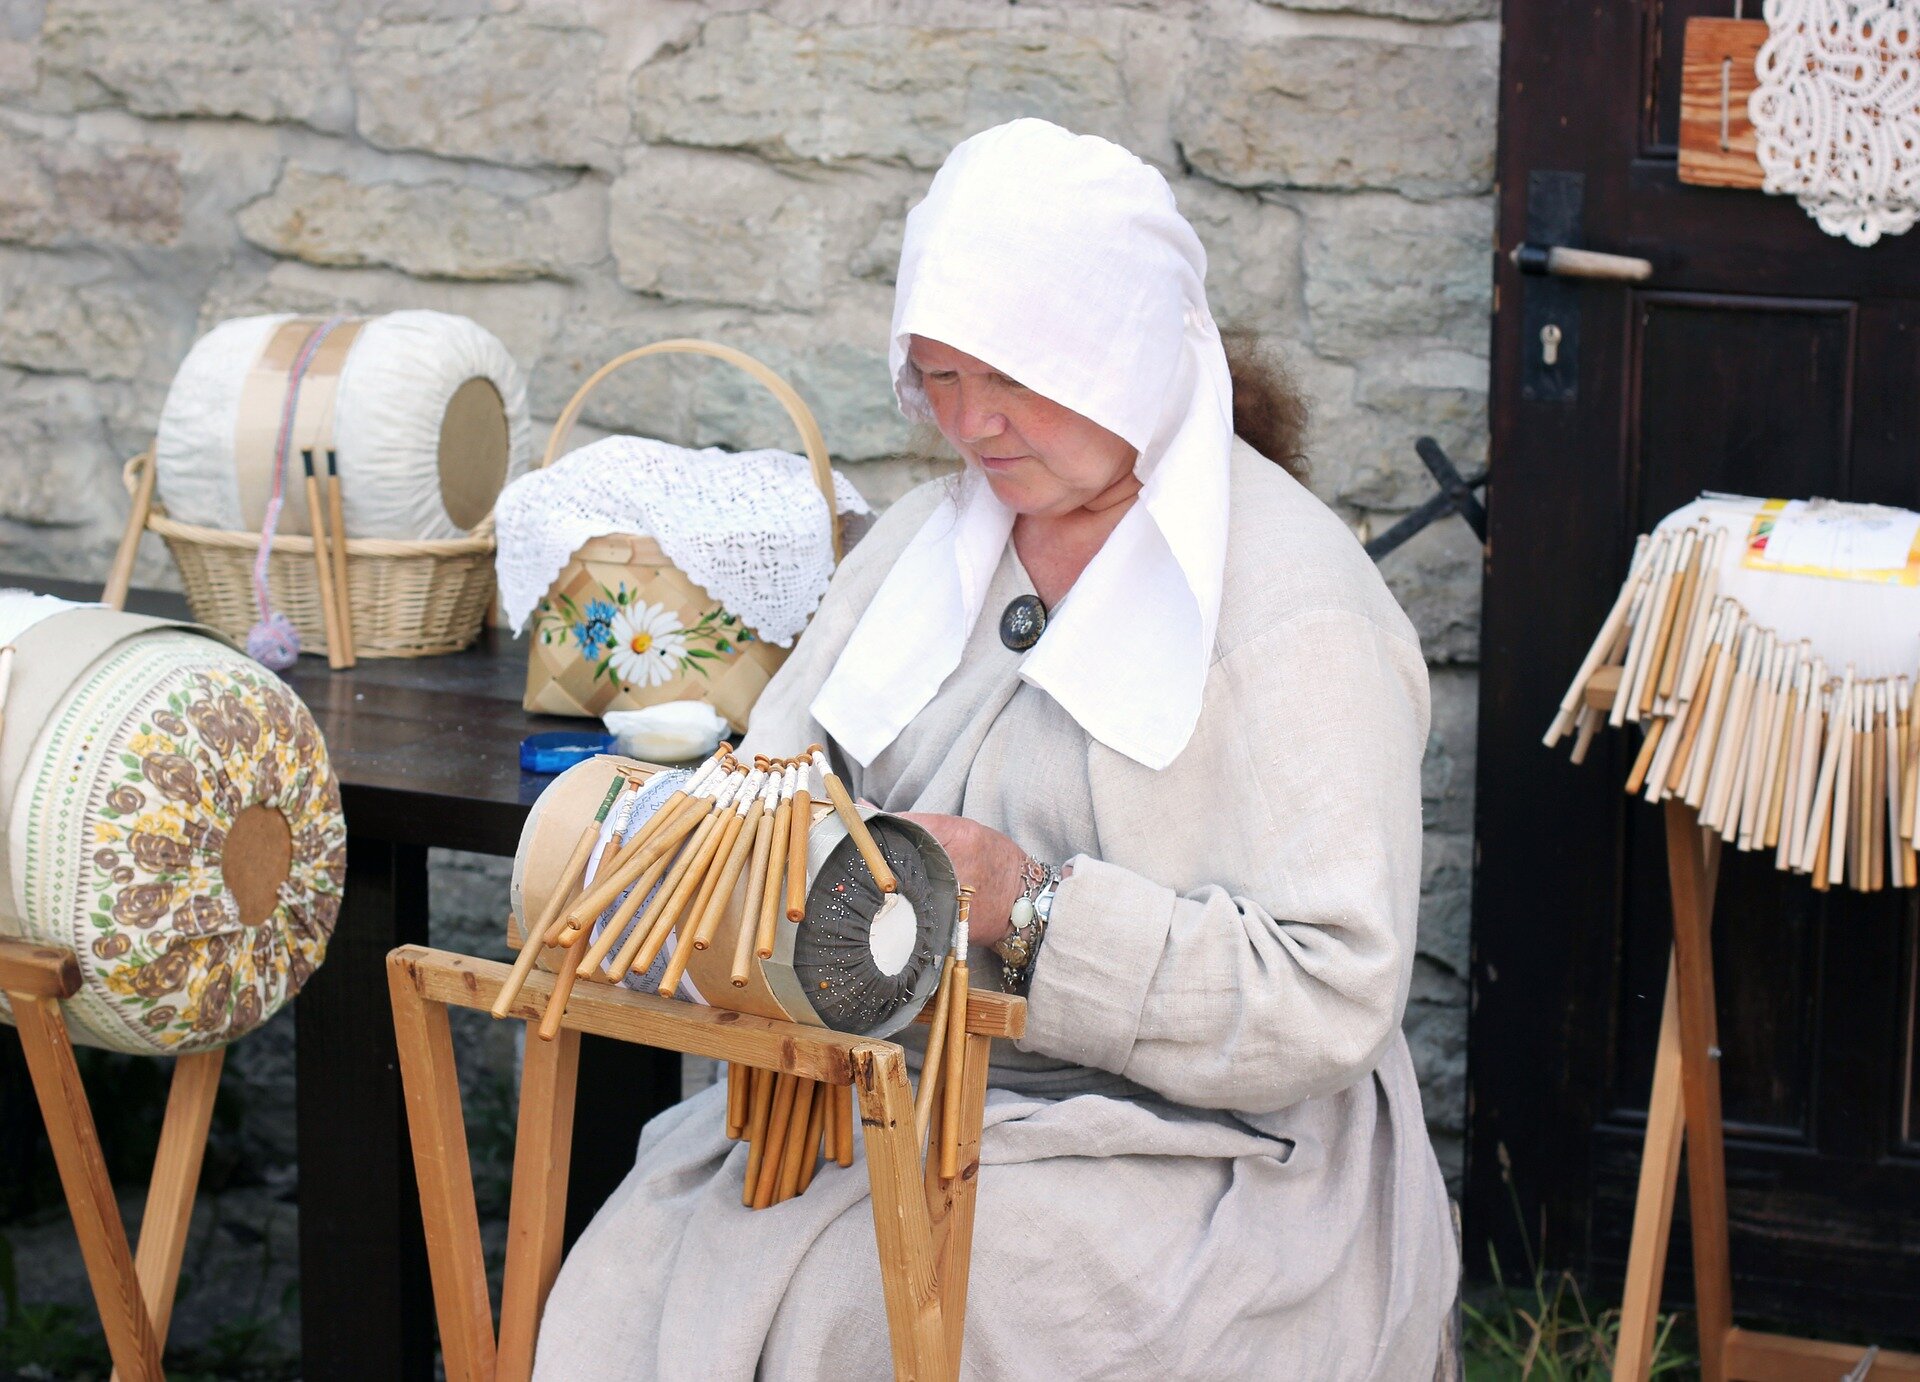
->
251, 315, 346, 621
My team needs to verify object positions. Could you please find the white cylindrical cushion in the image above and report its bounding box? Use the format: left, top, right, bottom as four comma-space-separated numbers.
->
155, 310, 532, 540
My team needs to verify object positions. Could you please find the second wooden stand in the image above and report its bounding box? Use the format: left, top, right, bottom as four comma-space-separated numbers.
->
388, 944, 1024, 1382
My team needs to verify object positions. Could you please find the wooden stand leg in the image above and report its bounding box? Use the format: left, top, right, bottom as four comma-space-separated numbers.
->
1663, 800, 1733, 1382
922, 1033, 991, 1378
1612, 957, 1685, 1382
111, 1047, 224, 1382
9, 993, 164, 1381
852, 1046, 949, 1382
497, 1025, 580, 1382
388, 953, 498, 1382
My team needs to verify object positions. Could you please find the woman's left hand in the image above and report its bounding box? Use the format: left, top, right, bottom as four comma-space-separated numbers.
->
896, 812, 1026, 948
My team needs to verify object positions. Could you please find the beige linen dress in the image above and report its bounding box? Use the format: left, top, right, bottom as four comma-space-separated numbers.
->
533, 440, 1457, 1380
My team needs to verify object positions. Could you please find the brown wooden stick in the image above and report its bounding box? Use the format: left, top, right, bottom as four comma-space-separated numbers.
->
797, 1082, 830, 1194
835, 1083, 855, 1169
303, 457, 348, 670
913, 955, 956, 1150
1652, 527, 1704, 705
785, 788, 812, 920
1662, 629, 1725, 795
325, 458, 355, 667
1625, 719, 1666, 796
693, 799, 763, 951
752, 1074, 799, 1209
742, 1067, 775, 1207
1763, 682, 1798, 850
561, 791, 711, 932
1545, 532, 1654, 745
536, 928, 591, 1041
940, 898, 971, 1183
757, 794, 793, 958
1641, 527, 1696, 714
1799, 668, 1851, 874
610, 804, 736, 981
775, 1076, 818, 1203
733, 806, 779, 987
726, 1062, 747, 1140
813, 748, 897, 892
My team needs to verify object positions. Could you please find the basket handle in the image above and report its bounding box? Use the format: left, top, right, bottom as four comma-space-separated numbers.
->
532, 339, 841, 563
103, 452, 158, 612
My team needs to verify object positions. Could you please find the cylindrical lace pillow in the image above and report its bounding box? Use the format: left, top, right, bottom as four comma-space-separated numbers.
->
0, 599, 346, 1054
155, 310, 532, 540
511, 758, 953, 1039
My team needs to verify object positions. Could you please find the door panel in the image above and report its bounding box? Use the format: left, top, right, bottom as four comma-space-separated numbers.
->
1473, 0, 1920, 1337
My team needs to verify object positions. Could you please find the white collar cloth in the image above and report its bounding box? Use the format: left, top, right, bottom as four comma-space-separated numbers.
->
811, 118, 1233, 772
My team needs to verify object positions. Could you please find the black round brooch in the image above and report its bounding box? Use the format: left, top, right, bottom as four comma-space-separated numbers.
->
999, 594, 1048, 651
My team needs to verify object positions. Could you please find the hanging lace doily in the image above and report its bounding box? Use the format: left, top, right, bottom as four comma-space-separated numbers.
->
494, 436, 871, 647
1750, 0, 1920, 246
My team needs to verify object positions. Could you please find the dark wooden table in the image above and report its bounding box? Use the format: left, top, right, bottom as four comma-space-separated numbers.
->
3, 574, 680, 1381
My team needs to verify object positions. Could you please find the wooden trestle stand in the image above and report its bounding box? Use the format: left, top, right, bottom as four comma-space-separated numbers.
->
1591, 674, 1920, 1382
388, 937, 1025, 1382
0, 938, 224, 1382
0, 548, 226, 1381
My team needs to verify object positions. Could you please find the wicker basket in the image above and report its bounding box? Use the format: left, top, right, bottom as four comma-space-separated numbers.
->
521, 339, 840, 728
116, 451, 499, 659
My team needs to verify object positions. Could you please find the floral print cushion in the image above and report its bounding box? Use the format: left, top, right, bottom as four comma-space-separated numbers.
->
0, 632, 345, 1054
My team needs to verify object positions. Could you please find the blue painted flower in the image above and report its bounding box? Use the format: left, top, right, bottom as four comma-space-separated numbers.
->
573, 600, 617, 655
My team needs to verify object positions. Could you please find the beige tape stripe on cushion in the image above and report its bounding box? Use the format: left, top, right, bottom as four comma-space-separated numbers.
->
231, 318, 367, 536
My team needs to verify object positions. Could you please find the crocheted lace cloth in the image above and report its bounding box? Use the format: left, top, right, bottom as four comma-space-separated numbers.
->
494, 436, 871, 646
1752, 0, 1920, 246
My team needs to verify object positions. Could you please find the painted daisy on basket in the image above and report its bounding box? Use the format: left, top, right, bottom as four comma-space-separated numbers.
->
608, 602, 688, 688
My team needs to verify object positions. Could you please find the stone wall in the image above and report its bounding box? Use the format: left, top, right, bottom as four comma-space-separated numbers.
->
0, 0, 1491, 1183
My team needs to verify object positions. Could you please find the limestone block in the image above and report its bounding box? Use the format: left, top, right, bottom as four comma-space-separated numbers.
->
1417, 826, 1472, 977
1311, 348, 1488, 512
630, 13, 1133, 171
199, 260, 569, 383
1272, 0, 1495, 18
1404, 958, 1467, 1138
1379, 508, 1482, 664
537, 293, 909, 463
1175, 28, 1497, 197
39, 0, 352, 128
0, 369, 113, 527
1302, 191, 1492, 359
1176, 180, 1306, 338
610, 146, 922, 311
1422, 665, 1478, 835
0, 122, 180, 246
0, 273, 154, 378
352, 11, 619, 171
238, 166, 606, 283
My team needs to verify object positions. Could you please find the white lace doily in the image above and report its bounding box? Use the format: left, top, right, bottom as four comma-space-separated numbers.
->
494, 436, 871, 646
1751, 0, 1920, 246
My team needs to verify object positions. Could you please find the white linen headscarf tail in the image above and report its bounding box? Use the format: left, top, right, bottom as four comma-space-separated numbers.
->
810, 118, 1233, 772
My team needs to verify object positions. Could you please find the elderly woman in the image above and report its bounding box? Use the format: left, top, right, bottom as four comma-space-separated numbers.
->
535, 118, 1455, 1380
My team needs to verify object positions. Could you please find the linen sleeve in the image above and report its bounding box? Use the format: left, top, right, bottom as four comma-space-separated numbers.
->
1018, 607, 1430, 1116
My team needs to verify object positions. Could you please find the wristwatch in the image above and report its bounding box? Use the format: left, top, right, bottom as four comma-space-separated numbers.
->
994, 856, 1059, 991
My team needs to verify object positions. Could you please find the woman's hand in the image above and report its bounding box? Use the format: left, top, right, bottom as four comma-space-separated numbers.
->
896, 812, 1026, 948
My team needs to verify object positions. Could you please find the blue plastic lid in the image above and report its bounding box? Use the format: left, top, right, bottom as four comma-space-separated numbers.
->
520, 730, 618, 774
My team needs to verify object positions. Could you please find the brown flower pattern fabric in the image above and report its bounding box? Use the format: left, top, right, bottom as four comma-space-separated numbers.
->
2, 631, 345, 1054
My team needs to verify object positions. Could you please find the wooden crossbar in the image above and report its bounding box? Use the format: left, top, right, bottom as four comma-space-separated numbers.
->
387, 944, 1023, 1382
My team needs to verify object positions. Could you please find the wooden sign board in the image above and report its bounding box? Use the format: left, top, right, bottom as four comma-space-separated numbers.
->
1677, 17, 1768, 190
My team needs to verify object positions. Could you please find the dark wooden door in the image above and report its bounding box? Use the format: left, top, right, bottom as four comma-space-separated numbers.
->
1471, 0, 1920, 1336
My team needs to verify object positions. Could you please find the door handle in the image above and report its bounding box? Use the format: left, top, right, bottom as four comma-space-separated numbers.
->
1511, 243, 1654, 282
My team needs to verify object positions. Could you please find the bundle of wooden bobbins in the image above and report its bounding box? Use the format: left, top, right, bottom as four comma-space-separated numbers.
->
495, 745, 977, 1206
1546, 504, 1920, 893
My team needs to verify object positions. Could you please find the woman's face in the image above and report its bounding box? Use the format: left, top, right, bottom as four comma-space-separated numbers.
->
908, 336, 1138, 516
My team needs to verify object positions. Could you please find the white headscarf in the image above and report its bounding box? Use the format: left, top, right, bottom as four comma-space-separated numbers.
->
810, 118, 1233, 772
